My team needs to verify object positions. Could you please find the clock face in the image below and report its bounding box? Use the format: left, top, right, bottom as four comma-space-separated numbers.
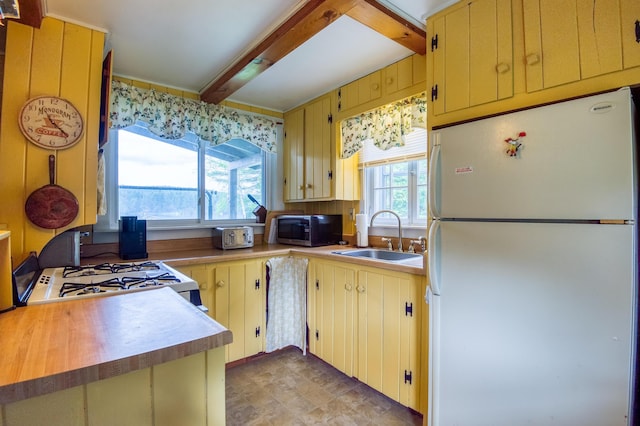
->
19, 96, 84, 149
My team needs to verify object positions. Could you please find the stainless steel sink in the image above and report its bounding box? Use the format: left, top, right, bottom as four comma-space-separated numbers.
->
332, 248, 422, 264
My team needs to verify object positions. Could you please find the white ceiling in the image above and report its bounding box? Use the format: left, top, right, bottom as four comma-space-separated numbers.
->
43, 0, 456, 112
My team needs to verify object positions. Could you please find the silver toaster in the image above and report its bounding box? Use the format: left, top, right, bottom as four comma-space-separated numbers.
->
212, 226, 254, 249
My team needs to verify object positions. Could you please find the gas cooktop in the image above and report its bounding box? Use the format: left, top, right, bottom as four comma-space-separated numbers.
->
27, 260, 198, 304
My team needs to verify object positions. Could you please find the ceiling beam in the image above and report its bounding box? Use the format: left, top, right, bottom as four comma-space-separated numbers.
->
200, 0, 360, 105
200, 0, 426, 105
346, 0, 426, 55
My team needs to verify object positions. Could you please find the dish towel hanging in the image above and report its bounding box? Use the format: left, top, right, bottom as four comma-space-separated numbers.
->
265, 256, 308, 355
96, 149, 107, 216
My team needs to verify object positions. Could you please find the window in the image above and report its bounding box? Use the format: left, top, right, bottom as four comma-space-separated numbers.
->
363, 128, 428, 227
99, 121, 271, 229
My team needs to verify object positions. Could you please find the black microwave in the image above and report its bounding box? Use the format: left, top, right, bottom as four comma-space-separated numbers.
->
276, 214, 342, 247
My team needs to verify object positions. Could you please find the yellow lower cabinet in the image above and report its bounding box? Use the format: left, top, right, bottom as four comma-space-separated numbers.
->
213, 258, 266, 363
5, 386, 85, 426
173, 263, 214, 316
308, 259, 357, 377
308, 259, 422, 411
153, 352, 207, 426
356, 267, 422, 411
87, 368, 153, 426
2, 348, 226, 426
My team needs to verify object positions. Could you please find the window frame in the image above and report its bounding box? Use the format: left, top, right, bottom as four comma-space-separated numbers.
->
95, 124, 278, 232
363, 156, 428, 229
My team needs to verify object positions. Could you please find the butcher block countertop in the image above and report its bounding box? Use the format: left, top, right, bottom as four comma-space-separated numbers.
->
87, 244, 426, 275
0, 287, 232, 405
165, 245, 426, 275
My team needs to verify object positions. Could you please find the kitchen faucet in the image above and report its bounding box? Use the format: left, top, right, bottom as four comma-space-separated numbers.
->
370, 210, 403, 252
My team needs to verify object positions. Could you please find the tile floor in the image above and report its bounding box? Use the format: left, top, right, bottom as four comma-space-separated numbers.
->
226, 347, 423, 425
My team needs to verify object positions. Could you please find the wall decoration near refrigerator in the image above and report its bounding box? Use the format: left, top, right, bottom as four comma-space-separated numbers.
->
427, 87, 638, 426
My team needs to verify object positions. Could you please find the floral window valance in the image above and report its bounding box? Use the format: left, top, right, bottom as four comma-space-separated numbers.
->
109, 80, 278, 153
340, 93, 426, 159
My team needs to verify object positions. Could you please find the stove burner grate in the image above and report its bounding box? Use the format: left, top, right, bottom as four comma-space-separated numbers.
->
122, 273, 180, 289
63, 263, 113, 278
62, 262, 162, 278
59, 278, 125, 297
112, 261, 161, 274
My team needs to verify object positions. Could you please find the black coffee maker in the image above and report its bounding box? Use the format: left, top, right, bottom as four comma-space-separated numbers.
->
119, 216, 148, 260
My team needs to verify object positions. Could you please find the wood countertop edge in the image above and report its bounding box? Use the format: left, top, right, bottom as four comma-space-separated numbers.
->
154, 245, 426, 275
0, 330, 232, 405
0, 288, 233, 405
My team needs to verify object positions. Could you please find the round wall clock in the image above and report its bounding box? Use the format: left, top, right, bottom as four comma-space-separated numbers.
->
18, 96, 84, 149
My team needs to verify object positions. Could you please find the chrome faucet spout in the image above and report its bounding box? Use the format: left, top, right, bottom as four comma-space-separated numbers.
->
370, 210, 403, 252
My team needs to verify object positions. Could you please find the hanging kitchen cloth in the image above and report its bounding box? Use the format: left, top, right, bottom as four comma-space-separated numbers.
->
97, 149, 107, 215
265, 256, 308, 355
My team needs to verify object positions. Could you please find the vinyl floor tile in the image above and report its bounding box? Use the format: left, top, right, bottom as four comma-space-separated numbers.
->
226, 347, 423, 425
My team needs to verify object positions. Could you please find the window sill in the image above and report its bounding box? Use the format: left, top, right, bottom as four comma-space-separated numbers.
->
92, 221, 265, 244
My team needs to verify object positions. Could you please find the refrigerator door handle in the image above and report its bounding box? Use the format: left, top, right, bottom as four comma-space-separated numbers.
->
425, 284, 433, 304
429, 133, 441, 219
428, 219, 441, 296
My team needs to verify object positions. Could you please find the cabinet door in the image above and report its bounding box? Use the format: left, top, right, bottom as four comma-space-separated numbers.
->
383, 57, 413, 96
577, 0, 622, 78
525, 0, 630, 90
244, 259, 265, 357
358, 70, 382, 106
621, 0, 640, 70
523, 0, 581, 91
357, 270, 421, 410
174, 264, 213, 318
283, 108, 305, 202
430, 0, 512, 114
311, 261, 356, 377
338, 81, 359, 113
214, 263, 246, 362
470, 0, 513, 105
331, 264, 356, 377
441, 5, 469, 112
304, 95, 333, 200
412, 54, 426, 86
312, 262, 333, 361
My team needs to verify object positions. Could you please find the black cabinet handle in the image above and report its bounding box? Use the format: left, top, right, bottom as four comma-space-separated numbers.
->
635, 20, 640, 43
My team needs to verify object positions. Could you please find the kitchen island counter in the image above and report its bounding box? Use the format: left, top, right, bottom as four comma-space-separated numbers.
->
0, 286, 232, 406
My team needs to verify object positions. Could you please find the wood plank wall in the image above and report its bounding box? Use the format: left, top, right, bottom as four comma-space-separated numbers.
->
0, 18, 105, 262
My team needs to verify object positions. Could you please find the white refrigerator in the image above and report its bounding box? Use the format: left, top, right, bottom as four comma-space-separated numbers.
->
427, 87, 638, 426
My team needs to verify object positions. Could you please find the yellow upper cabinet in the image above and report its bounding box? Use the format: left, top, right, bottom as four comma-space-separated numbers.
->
283, 108, 305, 202
338, 71, 382, 112
621, 0, 640, 70
283, 93, 359, 202
523, 0, 637, 92
336, 54, 426, 119
429, 0, 513, 115
383, 56, 414, 96
304, 95, 333, 200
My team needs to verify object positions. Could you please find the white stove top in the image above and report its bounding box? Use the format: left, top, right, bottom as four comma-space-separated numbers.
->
28, 261, 198, 304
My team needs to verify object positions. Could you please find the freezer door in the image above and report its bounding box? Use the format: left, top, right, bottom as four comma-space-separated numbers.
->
430, 88, 636, 220
428, 221, 635, 426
